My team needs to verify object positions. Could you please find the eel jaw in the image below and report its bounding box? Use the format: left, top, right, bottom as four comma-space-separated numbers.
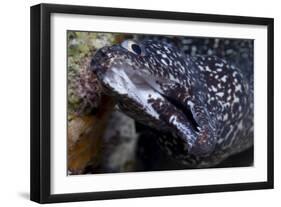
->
96, 64, 216, 157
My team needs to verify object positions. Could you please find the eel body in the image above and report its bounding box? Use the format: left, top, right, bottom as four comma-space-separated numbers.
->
90, 39, 253, 168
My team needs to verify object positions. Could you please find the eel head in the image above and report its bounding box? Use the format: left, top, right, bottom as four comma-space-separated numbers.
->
90, 40, 217, 157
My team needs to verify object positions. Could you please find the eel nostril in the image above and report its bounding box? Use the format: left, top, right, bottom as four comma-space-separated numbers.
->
100, 50, 107, 58
100, 47, 110, 57
90, 49, 108, 72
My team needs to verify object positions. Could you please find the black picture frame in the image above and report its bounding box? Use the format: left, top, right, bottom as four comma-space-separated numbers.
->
30, 3, 274, 204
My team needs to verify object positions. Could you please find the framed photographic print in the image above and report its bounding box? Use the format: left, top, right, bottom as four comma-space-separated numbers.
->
30, 3, 274, 203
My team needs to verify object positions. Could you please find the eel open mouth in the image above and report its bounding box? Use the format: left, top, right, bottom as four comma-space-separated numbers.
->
99, 65, 202, 150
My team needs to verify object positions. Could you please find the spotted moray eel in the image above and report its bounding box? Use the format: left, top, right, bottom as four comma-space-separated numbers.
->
90, 39, 253, 168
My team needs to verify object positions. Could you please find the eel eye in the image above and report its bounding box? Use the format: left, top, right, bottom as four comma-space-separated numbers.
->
131, 44, 142, 55
121, 40, 144, 56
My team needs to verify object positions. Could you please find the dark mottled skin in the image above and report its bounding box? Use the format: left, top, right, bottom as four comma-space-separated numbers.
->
90, 38, 253, 168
